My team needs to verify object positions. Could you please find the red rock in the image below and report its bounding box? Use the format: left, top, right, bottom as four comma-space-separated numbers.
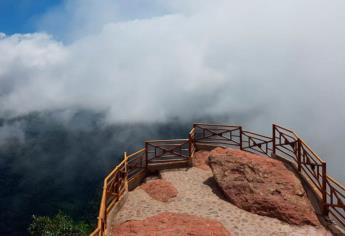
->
112, 212, 231, 236
193, 150, 211, 170
208, 147, 320, 226
141, 179, 177, 202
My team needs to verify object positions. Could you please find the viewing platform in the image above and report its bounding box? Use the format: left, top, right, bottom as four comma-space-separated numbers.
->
91, 123, 345, 236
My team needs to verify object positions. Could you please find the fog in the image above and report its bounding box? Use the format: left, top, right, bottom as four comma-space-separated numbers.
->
1, 0, 345, 234
1, 0, 345, 175
0, 111, 200, 235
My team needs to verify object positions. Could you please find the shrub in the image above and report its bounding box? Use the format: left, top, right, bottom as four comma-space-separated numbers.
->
28, 211, 90, 236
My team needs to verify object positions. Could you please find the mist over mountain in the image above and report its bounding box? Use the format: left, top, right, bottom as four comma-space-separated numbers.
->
0, 109, 344, 235
1, 0, 345, 235
0, 110, 200, 235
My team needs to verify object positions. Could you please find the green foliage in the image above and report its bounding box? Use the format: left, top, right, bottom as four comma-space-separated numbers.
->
28, 211, 90, 236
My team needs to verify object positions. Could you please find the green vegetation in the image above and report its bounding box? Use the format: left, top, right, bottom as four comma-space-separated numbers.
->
28, 211, 90, 236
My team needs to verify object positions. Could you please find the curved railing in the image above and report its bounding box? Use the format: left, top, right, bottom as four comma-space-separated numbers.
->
91, 123, 345, 235
272, 124, 345, 229
91, 154, 128, 236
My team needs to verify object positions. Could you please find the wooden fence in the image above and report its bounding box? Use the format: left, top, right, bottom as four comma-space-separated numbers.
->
91, 153, 128, 236
193, 123, 242, 148
91, 123, 345, 235
145, 139, 190, 165
272, 124, 345, 228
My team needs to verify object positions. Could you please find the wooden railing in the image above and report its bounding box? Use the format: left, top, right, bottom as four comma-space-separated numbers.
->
241, 130, 273, 156
193, 123, 242, 148
189, 127, 196, 159
326, 176, 345, 228
127, 148, 146, 182
272, 124, 345, 228
91, 153, 128, 236
91, 123, 345, 235
145, 139, 190, 165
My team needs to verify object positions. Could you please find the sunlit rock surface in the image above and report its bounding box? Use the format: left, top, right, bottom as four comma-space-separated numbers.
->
209, 147, 320, 226
112, 212, 231, 236
140, 179, 177, 202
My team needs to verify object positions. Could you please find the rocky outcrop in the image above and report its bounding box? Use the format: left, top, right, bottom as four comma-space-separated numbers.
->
112, 212, 231, 236
193, 150, 211, 171
208, 147, 320, 226
141, 179, 177, 202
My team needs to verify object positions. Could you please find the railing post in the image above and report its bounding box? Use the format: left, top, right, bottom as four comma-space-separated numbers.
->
239, 126, 243, 150
322, 162, 329, 216
101, 219, 105, 235
188, 133, 192, 166
188, 134, 192, 157
145, 142, 148, 169
192, 124, 196, 151
297, 139, 302, 172
124, 152, 128, 190
272, 124, 276, 158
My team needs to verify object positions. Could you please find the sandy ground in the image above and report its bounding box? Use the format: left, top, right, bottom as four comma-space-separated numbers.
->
110, 167, 332, 236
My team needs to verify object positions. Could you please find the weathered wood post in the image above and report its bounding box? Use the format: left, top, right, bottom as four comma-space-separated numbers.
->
188, 132, 193, 166
297, 139, 302, 172
124, 152, 128, 190
145, 142, 148, 169
322, 162, 328, 215
101, 218, 105, 236
272, 124, 276, 158
100, 182, 107, 235
193, 124, 197, 152
239, 126, 243, 150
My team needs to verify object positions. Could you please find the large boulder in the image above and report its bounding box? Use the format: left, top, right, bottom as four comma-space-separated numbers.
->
208, 147, 320, 226
112, 212, 231, 236
141, 179, 177, 202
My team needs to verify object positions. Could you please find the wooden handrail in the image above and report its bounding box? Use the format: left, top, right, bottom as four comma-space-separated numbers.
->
300, 139, 325, 163
145, 139, 188, 143
242, 130, 272, 140
194, 123, 241, 128
189, 127, 195, 136
328, 176, 345, 191
91, 123, 345, 235
273, 123, 299, 137
127, 148, 145, 159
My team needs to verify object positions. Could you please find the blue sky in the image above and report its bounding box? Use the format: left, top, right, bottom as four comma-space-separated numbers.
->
0, 0, 168, 41
0, 0, 63, 34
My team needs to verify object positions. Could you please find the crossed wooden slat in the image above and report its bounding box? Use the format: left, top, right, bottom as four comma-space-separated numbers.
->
246, 136, 269, 154
201, 127, 238, 140
329, 185, 345, 209
148, 142, 189, 159
128, 157, 143, 168
280, 135, 297, 148
107, 170, 126, 198
196, 127, 240, 146
300, 147, 323, 183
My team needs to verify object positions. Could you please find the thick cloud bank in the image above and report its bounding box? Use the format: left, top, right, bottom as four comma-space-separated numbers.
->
1, 0, 345, 175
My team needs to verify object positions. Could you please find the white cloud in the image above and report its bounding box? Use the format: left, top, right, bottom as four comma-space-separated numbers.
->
1, 1, 345, 173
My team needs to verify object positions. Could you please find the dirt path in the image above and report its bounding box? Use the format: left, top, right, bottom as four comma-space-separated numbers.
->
110, 167, 331, 236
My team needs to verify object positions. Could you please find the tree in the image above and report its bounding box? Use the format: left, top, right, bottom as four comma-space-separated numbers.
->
28, 211, 90, 236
